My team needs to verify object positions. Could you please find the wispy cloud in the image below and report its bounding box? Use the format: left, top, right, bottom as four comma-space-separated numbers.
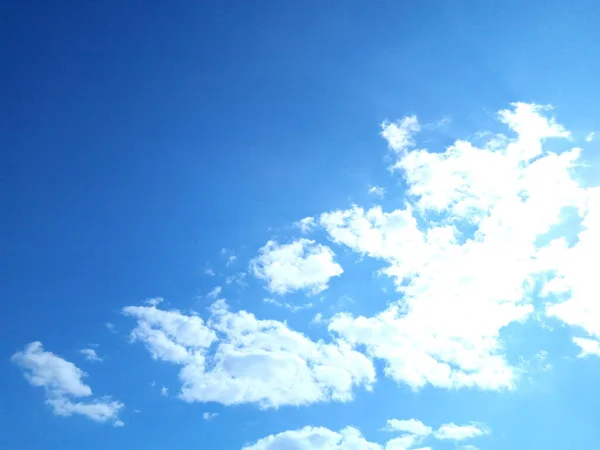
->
12, 342, 123, 426
206, 286, 222, 300
263, 298, 313, 313
80, 348, 102, 362
368, 185, 385, 198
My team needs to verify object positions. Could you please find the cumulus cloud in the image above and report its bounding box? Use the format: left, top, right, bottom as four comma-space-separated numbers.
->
540, 188, 600, 351
381, 116, 420, 152
251, 239, 343, 295
319, 102, 587, 391
572, 337, 600, 358
11, 342, 123, 425
145, 297, 164, 307
123, 301, 374, 409
384, 419, 432, 436
242, 426, 382, 450
295, 217, 317, 234
434, 423, 489, 441
242, 419, 489, 449
368, 186, 385, 198
80, 348, 102, 362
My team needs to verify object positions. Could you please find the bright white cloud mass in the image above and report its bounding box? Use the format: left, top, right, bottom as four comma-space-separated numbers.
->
123, 300, 374, 408
12, 102, 600, 447
250, 239, 343, 295
11, 342, 123, 426
243, 418, 489, 449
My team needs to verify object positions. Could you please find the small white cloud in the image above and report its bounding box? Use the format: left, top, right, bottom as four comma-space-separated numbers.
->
105, 322, 116, 333
435, 423, 489, 441
572, 337, 600, 358
133, 409, 141, 413
312, 312, 325, 325
80, 348, 103, 362
12, 342, 123, 425
204, 268, 216, 276
207, 286, 222, 300
381, 115, 420, 152
160, 386, 169, 397
251, 239, 343, 295
384, 418, 432, 436
227, 255, 237, 266
263, 298, 313, 313
368, 186, 385, 198
225, 272, 248, 287
144, 297, 164, 307
202, 412, 218, 421
295, 217, 316, 234
585, 131, 596, 142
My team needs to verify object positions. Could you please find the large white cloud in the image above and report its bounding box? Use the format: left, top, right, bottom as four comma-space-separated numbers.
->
123, 300, 374, 408
540, 187, 600, 349
242, 418, 489, 450
251, 239, 343, 295
320, 102, 591, 389
11, 342, 124, 426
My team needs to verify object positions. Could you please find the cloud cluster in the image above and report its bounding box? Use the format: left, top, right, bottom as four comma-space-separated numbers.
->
243, 418, 489, 450
123, 301, 375, 408
251, 239, 343, 295
317, 102, 596, 392
11, 342, 123, 426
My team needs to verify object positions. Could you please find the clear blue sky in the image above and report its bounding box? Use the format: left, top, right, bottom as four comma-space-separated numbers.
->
3, 1, 600, 449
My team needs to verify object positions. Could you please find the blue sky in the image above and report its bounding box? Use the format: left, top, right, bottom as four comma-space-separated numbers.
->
3, 1, 600, 449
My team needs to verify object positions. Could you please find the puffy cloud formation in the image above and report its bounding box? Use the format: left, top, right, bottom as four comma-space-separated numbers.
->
251, 239, 343, 295
319, 102, 598, 391
80, 348, 102, 362
434, 423, 489, 441
243, 418, 489, 449
11, 342, 123, 426
123, 301, 374, 408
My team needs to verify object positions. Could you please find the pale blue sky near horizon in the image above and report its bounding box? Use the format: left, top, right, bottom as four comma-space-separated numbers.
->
3, 1, 600, 449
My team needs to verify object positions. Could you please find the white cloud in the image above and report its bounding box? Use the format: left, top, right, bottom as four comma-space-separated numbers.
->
434, 423, 489, 441
251, 239, 343, 295
207, 286, 223, 300
145, 297, 164, 306
263, 298, 313, 313
381, 116, 420, 152
123, 301, 375, 409
540, 188, 600, 346
11, 342, 123, 425
368, 186, 385, 198
242, 426, 382, 450
202, 412, 218, 420
105, 322, 117, 333
384, 419, 432, 436
242, 419, 489, 450
572, 337, 600, 358
204, 268, 216, 276
227, 255, 237, 266
295, 217, 316, 234
80, 348, 102, 362
585, 131, 595, 142
320, 103, 584, 391
161, 386, 169, 396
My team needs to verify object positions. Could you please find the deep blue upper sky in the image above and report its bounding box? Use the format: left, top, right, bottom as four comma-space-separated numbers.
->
3, 1, 600, 449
